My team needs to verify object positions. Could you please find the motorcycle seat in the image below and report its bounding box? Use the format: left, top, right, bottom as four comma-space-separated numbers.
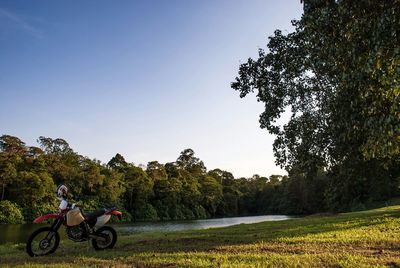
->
84, 209, 106, 220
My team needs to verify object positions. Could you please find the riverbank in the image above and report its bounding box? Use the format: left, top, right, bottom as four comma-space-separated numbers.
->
1, 204, 400, 267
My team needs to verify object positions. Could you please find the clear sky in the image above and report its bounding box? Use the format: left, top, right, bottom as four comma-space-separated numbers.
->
0, 1, 303, 178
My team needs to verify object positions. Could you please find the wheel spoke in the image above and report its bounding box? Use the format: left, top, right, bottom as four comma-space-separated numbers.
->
29, 231, 56, 256
96, 230, 112, 247
91, 226, 116, 250
27, 227, 60, 257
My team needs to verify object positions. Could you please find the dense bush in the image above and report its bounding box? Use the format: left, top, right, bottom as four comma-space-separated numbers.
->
132, 203, 159, 221
0, 200, 24, 224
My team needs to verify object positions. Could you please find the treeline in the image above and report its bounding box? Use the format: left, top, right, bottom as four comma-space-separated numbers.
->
0, 134, 287, 223
1, 134, 398, 224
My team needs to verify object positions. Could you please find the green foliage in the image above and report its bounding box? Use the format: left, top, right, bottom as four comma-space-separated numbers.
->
132, 203, 159, 221
176, 149, 206, 176
232, 0, 400, 212
120, 209, 133, 222
192, 205, 207, 219
123, 165, 154, 220
97, 170, 125, 206
0, 132, 397, 222
199, 176, 223, 216
22, 202, 58, 222
107, 153, 128, 171
0, 200, 24, 224
0, 135, 26, 154
146, 161, 167, 180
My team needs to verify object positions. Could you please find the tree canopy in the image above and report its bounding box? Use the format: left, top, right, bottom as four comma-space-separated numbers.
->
232, 0, 399, 211
0, 134, 301, 222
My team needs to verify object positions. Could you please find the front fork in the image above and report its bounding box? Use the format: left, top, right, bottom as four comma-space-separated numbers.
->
50, 218, 63, 232
45, 218, 63, 241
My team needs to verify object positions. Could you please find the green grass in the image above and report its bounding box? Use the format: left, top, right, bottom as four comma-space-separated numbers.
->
1, 204, 400, 267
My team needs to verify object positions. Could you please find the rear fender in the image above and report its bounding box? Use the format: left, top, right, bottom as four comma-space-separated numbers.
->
33, 214, 60, 224
106, 210, 123, 221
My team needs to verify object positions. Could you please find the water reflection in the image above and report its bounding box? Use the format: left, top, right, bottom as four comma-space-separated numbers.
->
115, 215, 291, 233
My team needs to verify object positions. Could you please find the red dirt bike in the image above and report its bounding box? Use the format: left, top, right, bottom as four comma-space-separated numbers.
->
26, 205, 122, 257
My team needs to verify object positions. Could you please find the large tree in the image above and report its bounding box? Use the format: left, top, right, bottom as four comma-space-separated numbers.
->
232, 0, 399, 209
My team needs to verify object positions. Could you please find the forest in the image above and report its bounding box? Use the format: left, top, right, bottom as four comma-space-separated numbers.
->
0, 134, 289, 223
0, 131, 398, 224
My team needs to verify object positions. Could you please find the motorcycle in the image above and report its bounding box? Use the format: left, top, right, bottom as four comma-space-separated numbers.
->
26, 205, 122, 257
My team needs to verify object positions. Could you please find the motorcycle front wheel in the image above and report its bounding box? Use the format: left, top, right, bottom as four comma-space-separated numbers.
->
91, 226, 117, 250
26, 227, 60, 257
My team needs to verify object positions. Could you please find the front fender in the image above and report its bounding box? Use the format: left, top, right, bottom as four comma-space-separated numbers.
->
33, 213, 60, 224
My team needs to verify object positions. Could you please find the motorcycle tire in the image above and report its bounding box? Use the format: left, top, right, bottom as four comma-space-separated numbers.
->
91, 226, 117, 250
26, 227, 60, 257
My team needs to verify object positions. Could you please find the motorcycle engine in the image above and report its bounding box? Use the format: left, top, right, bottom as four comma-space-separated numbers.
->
66, 225, 86, 242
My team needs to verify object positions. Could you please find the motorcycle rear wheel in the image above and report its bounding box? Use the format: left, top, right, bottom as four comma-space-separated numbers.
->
91, 226, 117, 250
26, 227, 60, 257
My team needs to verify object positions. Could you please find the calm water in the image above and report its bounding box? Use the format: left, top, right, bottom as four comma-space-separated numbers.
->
0, 215, 291, 245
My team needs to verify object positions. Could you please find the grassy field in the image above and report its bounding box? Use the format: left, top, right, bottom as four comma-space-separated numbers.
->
1, 204, 400, 267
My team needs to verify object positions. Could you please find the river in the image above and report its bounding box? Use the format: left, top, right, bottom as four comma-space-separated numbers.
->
0, 215, 292, 245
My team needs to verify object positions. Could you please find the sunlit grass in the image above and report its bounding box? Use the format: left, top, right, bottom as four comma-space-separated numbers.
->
1, 204, 400, 267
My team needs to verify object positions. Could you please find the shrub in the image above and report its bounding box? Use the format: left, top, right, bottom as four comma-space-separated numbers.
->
23, 202, 58, 222
133, 203, 159, 221
0, 200, 24, 224
193, 205, 207, 219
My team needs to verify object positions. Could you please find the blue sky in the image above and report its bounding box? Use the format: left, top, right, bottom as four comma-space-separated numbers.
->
0, 1, 303, 178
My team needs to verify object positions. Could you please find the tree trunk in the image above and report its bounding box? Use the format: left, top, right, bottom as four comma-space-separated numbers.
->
1, 183, 4, 201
